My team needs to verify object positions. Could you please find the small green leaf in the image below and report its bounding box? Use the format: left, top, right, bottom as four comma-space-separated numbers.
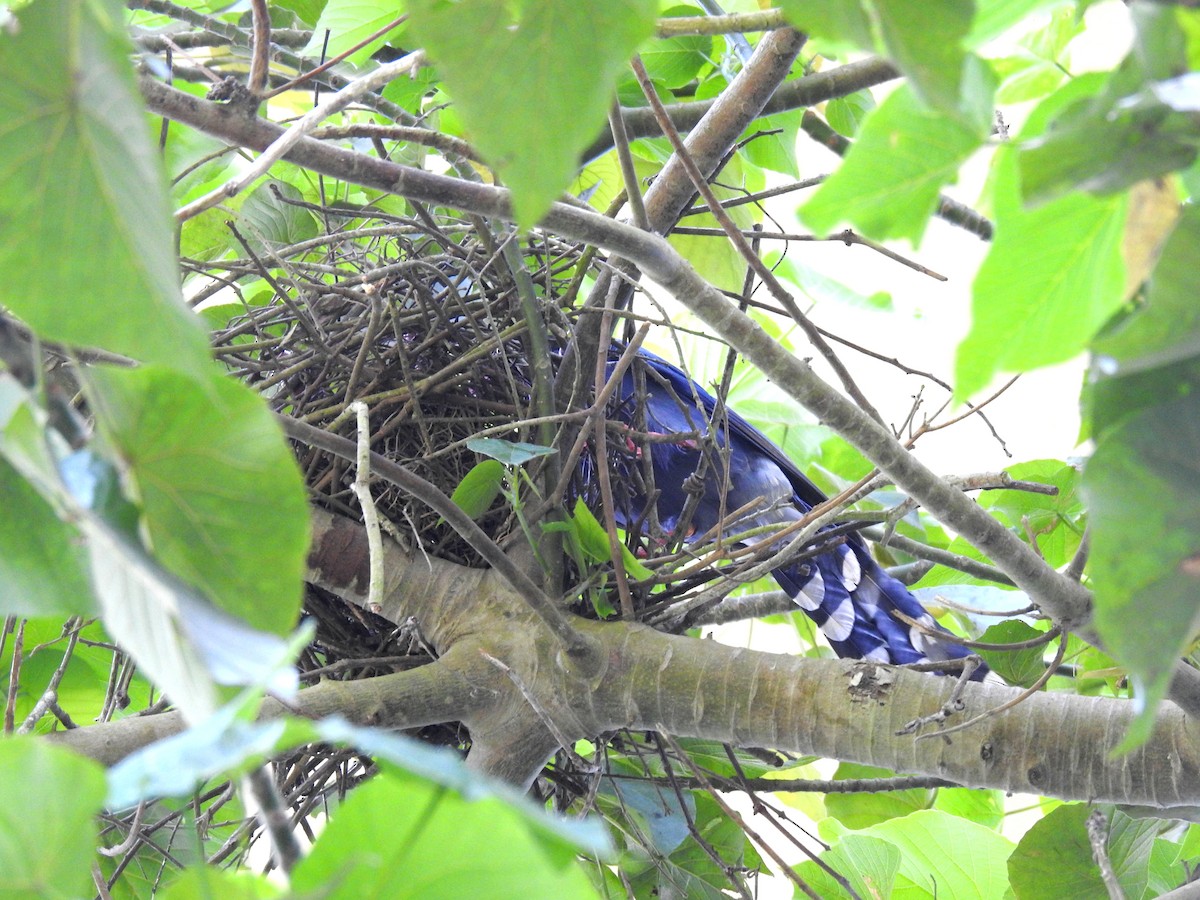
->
571, 497, 653, 580
466, 437, 557, 465
450, 459, 505, 519
0, 738, 107, 900
976, 620, 1050, 688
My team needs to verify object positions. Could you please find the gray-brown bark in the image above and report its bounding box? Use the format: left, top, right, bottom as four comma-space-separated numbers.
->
51, 510, 1200, 806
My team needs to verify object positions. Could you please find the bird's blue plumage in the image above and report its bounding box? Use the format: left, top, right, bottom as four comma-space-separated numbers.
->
606, 347, 977, 672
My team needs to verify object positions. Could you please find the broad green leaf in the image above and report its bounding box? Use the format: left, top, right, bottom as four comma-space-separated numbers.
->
824, 762, 933, 829
409, 0, 657, 228
1018, 8, 1198, 204
782, 0, 986, 119
0, 0, 211, 375
0, 739, 106, 900
933, 787, 1005, 829
159, 868, 283, 900
1094, 204, 1200, 373
847, 809, 1014, 898
976, 620, 1050, 687
956, 75, 1126, 400
1083, 392, 1200, 745
449, 459, 504, 519
1007, 804, 1158, 900
467, 437, 558, 465
801, 84, 987, 244
793, 834, 901, 900
291, 765, 600, 900
301, 0, 407, 66
0, 456, 93, 616
968, 0, 1071, 48
85, 366, 310, 637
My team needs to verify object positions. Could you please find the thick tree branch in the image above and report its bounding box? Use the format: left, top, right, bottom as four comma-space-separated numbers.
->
52, 513, 1200, 806
45, 648, 497, 768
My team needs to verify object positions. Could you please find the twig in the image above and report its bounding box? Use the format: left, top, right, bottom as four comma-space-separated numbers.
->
657, 730, 838, 900
912, 630, 1069, 740
18, 616, 83, 733
896, 656, 983, 737
246, 0, 270, 98
349, 402, 385, 613
244, 767, 302, 874
669, 225, 947, 280
630, 53, 886, 426
176, 49, 425, 222
1087, 810, 1127, 900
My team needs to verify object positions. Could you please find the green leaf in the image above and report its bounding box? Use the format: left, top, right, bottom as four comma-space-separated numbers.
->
466, 437, 557, 465
1008, 804, 1153, 900
85, 366, 310, 637
82, 513, 299, 721
801, 84, 987, 244
852, 809, 1014, 897
781, 0, 987, 120
933, 787, 1005, 829
824, 763, 933, 829
237, 179, 319, 253
0, 0, 211, 375
450, 459, 504, 519
793, 834, 900, 900
301, 0, 407, 66
976, 620, 1050, 687
638, 9, 712, 89
1083, 392, 1200, 745
159, 868, 283, 900
1094, 204, 1200, 373
291, 765, 601, 900
956, 75, 1127, 399
571, 497, 653, 580
0, 738, 107, 900
409, 0, 657, 228
0, 456, 93, 617
825, 90, 877, 137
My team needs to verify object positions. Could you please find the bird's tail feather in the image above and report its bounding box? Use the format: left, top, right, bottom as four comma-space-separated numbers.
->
773, 543, 981, 675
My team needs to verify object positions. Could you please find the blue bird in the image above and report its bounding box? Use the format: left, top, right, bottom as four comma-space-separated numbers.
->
605, 347, 977, 672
